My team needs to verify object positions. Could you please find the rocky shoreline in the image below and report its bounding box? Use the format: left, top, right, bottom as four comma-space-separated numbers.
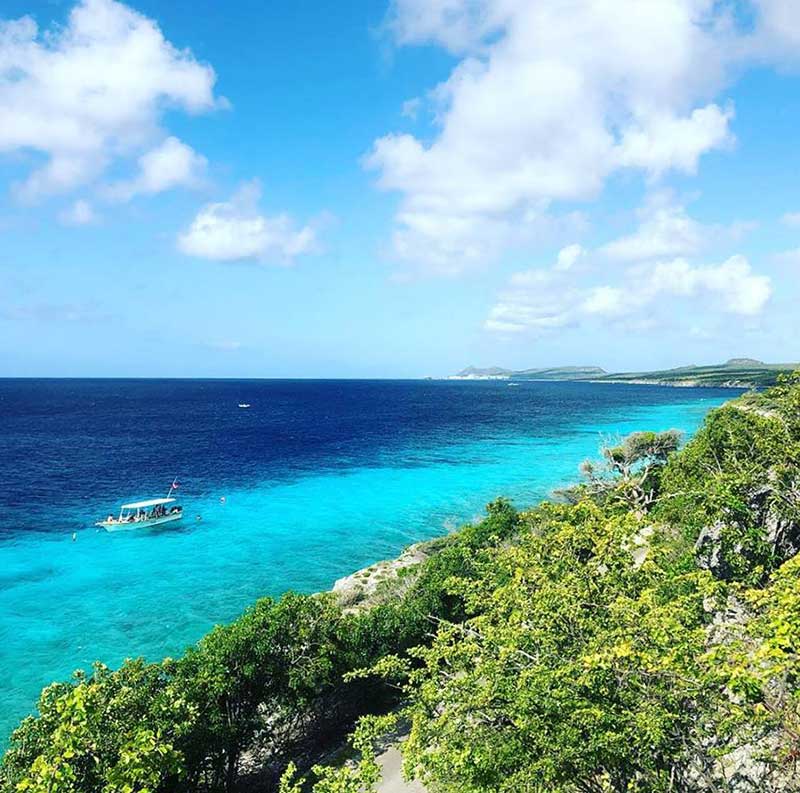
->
332, 539, 442, 612
590, 378, 757, 389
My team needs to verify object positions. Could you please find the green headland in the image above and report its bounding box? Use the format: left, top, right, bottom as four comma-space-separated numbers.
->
451, 358, 798, 388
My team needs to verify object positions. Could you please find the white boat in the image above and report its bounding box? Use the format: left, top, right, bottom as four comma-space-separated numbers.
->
96, 483, 183, 532
238, 403, 251, 408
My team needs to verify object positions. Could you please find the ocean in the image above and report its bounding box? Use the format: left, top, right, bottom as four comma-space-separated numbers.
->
0, 378, 735, 743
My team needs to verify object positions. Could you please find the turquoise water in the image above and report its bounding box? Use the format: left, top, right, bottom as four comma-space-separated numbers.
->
0, 380, 731, 742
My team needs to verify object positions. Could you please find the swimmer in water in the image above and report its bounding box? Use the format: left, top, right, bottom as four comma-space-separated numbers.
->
72, 532, 77, 542
220, 496, 226, 503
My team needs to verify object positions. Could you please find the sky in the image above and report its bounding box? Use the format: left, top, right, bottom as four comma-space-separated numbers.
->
1, 0, 800, 378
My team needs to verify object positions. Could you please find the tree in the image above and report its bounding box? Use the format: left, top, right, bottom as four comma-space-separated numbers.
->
176, 592, 346, 791
0, 660, 194, 793
571, 430, 682, 513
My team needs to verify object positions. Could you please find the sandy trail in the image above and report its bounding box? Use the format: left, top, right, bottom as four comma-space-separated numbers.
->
376, 746, 426, 793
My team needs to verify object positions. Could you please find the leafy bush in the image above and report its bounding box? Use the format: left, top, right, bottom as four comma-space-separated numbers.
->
656, 373, 800, 583
377, 503, 727, 793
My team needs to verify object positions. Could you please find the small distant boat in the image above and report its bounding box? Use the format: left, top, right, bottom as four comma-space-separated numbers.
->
507, 382, 520, 387
96, 481, 182, 532
238, 403, 251, 408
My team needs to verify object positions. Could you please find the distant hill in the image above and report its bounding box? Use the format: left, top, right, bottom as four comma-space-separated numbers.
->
456, 366, 513, 378
451, 365, 605, 381
514, 366, 607, 381
450, 359, 798, 388
598, 359, 798, 388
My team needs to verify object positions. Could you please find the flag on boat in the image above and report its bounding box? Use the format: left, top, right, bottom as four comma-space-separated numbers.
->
171, 479, 180, 489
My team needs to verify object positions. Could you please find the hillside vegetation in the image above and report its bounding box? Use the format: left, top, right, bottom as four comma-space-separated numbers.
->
454, 359, 798, 387
3, 375, 800, 793
600, 358, 799, 388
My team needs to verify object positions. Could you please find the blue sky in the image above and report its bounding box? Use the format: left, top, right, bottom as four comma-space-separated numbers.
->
1, 0, 799, 377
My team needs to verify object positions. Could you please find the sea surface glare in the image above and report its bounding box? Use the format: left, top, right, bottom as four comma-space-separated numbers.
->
0, 378, 735, 742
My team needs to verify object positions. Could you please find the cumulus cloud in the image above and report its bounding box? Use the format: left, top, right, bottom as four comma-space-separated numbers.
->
601, 192, 757, 262
58, 199, 97, 226
486, 246, 771, 335
601, 194, 705, 261
0, 0, 220, 202
105, 137, 207, 201
177, 182, 319, 264
370, 0, 798, 272
614, 104, 734, 176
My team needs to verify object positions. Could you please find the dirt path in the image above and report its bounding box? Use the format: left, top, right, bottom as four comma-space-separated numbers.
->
376, 746, 426, 793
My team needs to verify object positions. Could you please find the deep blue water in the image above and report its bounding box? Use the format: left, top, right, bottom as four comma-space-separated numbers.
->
0, 378, 735, 742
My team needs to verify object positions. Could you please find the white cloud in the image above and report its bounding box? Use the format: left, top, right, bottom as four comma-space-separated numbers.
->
105, 137, 207, 200
177, 182, 319, 264
644, 256, 772, 316
615, 104, 734, 176
384, 0, 506, 53
601, 193, 705, 261
601, 192, 758, 262
555, 244, 585, 272
749, 0, 800, 58
486, 248, 771, 335
371, 0, 798, 272
0, 0, 220, 202
58, 199, 96, 226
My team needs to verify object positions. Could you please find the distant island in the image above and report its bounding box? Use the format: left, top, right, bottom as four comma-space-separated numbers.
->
448, 358, 799, 388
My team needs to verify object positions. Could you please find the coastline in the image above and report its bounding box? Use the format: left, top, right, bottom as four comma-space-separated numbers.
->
586, 378, 755, 389
445, 376, 756, 389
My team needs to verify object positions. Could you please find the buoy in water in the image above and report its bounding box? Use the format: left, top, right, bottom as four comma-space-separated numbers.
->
71, 532, 77, 542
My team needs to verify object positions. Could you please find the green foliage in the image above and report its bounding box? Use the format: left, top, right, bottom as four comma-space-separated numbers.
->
398, 497, 519, 625
389, 503, 726, 793
715, 553, 800, 777
1, 660, 193, 793
279, 714, 397, 793
656, 373, 800, 583
575, 430, 682, 512
174, 592, 348, 789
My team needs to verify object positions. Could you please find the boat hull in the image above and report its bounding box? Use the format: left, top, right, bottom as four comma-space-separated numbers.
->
97, 513, 183, 532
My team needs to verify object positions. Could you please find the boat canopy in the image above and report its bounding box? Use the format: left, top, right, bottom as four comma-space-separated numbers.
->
120, 497, 177, 510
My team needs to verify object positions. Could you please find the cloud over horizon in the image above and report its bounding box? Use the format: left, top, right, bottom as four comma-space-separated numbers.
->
177, 182, 319, 264
486, 246, 772, 336
370, 0, 800, 274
